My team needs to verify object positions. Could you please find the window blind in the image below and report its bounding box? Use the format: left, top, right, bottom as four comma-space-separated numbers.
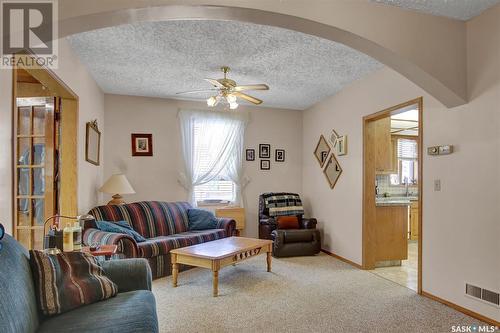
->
397, 138, 418, 159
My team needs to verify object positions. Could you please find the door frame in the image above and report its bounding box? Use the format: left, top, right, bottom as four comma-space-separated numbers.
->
12, 53, 79, 247
362, 97, 423, 294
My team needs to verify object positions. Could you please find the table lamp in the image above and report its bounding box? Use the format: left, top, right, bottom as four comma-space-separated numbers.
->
99, 174, 135, 205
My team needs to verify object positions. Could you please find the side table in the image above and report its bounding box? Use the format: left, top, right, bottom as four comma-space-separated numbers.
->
82, 244, 117, 260
215, 206, 245, 236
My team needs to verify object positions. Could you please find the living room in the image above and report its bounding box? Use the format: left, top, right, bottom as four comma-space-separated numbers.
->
0, 1, 499, 332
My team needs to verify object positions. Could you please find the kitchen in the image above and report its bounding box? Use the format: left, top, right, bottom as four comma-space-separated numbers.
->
363, 100, 421, 292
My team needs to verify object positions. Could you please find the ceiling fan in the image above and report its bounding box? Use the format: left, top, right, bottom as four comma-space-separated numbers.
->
176, 66, 269, 109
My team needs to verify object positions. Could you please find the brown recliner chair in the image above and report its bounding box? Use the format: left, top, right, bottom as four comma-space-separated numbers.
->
258, 192, 321, 257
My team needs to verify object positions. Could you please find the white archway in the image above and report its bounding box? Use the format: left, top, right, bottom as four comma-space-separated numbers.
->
58, 4, 467, 108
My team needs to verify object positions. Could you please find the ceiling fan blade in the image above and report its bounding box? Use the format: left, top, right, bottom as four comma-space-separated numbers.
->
176, 89, 218, 95
233, 92, 263, 105
233, 84, 269, 92
204, 78, 226, 89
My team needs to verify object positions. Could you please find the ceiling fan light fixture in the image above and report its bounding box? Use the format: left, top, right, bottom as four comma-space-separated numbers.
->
229, 102, 239, 110
226, 94, 237, 104
207, 96, 218, 107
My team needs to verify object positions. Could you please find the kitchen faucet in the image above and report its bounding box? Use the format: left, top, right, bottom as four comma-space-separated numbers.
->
404, 177, 410, 197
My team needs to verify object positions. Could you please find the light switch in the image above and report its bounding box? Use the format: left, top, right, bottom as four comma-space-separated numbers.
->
434, 179, 441, 191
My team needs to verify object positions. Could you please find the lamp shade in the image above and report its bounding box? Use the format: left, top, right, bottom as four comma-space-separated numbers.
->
99, 174, 135, 194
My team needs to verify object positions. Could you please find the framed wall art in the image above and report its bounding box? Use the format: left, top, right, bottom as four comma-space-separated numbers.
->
275, 149, 285, 162
260, 159, 270, 170
323, 154, 343, 189
259, 144, 271, 158
313, 135, 331, 167
131, 133, 153, 156
246, 149, 255, 161
85, 120, 101, 166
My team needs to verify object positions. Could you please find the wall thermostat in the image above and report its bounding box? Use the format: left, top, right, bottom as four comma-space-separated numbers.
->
427, 145, 453, 156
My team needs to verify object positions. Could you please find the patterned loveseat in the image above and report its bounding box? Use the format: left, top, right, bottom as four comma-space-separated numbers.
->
83, 201, 236, 279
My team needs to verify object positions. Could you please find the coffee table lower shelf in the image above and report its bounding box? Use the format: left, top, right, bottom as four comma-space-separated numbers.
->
170, 237, 273, 297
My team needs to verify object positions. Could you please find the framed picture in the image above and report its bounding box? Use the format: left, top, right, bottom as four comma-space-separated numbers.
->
131, 133, 153, 156
260, 159, 270, 170
85, 120, 101, 166
275, 149, 285, 162
323, 154, 343, 189
259, 144, 271, 158
313, 134, 331, 168
246, 149, 255, 161
334, 135, 348, 156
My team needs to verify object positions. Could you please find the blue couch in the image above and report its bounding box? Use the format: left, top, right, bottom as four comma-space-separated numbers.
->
0, 234, 159, 333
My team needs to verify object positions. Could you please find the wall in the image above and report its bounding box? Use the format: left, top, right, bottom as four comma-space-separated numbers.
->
302, 4, 499, 322
0, 38, 104, 235
103, 94, 302, 238
376, 174, 418, 197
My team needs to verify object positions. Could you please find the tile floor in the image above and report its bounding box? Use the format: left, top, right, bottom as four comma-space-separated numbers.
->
371, 240, 418, 291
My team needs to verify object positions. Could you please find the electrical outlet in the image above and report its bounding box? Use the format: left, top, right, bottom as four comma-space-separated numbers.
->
434, 179, 441, 191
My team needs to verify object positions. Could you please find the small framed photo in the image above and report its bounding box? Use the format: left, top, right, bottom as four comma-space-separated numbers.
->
334, 135, 348, 156
260, 159, 270, 170
259, 144, 271, 158
131, 133, 153, 156
275, 149, 285, 162
246, 149, 255, 161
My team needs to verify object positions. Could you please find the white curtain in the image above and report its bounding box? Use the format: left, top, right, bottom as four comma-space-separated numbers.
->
178, 109, 249, 206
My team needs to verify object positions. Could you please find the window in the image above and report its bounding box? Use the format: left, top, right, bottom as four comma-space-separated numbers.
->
390, 138, 418, 185
192, 121, 236, 203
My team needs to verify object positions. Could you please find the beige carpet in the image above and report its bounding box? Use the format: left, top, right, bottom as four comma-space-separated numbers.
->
153, 253, 483, 332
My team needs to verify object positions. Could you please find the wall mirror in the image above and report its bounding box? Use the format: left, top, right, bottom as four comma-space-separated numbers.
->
85, 120, 101, 166
323, 154, 342, 189
314, 134, 331, 167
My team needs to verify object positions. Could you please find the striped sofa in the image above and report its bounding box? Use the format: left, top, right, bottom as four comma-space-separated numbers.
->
83, 201, 236, 279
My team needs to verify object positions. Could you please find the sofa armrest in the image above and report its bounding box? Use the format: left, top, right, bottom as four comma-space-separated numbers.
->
216, 218, 236, 236
300, 218, 317, 229
100, 258, 152, 292
83, 228, 139, 258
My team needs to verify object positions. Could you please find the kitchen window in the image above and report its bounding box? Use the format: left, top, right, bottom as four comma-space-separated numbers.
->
390, 138, 418, 185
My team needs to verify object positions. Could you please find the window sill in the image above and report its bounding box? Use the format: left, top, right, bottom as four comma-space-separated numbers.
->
197, 201, 233, 208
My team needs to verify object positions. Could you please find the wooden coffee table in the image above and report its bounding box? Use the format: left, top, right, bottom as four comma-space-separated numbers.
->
170, 237, 273, 297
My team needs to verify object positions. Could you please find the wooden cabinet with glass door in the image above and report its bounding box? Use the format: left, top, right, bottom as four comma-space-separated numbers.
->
14, 97, 58, 250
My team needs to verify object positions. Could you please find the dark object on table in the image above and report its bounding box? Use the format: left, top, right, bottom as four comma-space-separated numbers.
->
90, 243, 100, 251
0, 234, 158, 333
43, 228, 63, 251
258, 192, 321, 257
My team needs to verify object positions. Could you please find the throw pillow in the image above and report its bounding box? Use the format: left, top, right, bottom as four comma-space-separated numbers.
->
95, 220, 146, 242
276, 216, 299, 229
29, 250, 117, 316
187, 208, 219, 230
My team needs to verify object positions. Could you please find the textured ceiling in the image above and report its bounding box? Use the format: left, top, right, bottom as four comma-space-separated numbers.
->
370, 0, 500, 20
67, 20, 382, 110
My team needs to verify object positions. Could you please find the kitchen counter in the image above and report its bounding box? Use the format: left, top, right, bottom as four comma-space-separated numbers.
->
375, 196, 417, 206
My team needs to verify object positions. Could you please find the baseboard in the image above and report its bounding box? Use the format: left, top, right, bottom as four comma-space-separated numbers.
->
421, 291, 500, 327
321, 249, 362, 269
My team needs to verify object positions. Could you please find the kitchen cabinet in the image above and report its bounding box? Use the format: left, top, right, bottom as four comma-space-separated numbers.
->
409, 201, 419, 240
374, 117, 392, 172
375, 205, 408, 262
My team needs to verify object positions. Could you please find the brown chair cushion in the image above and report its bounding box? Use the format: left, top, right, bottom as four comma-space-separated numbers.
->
29, 250, 117, 316
276, 216, 299, 229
